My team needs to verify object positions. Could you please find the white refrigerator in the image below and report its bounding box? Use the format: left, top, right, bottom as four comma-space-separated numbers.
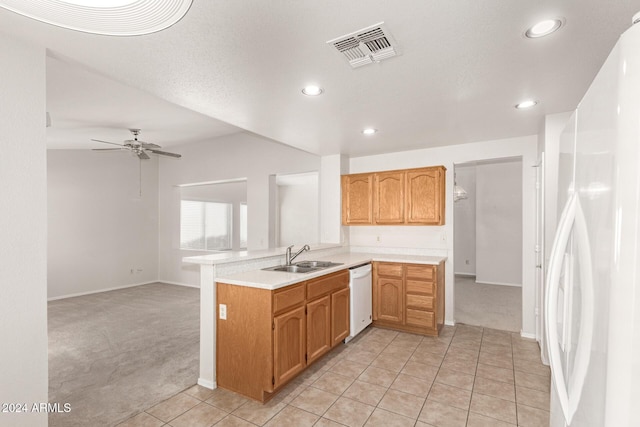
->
545, 15, 640, 427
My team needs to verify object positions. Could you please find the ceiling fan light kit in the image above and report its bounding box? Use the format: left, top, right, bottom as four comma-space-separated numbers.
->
0, 0, 193, 36
92, 129, 181, 160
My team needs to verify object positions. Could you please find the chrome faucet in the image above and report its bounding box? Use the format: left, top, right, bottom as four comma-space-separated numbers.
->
285, 244, 310, 265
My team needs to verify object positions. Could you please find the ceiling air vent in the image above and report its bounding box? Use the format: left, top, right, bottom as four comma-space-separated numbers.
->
327, 22, 398, 68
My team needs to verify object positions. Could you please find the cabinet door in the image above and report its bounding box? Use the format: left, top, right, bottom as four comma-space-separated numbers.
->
273, 306, 306, 388
376, 277, 404, 324
374, 171, 405, 224
307, 296, 331, 364
342, 173, 373, 225
331, 287, 350, 346
406, 167, 445, 225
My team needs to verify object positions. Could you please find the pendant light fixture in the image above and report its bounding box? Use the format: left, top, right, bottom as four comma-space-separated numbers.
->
453, 172, 468, 202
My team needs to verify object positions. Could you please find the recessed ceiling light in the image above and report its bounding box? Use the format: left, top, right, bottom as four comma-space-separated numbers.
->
302, 85, 323, 96
362, 128, 378, 135
0, 0, 192, 36
515, 100, 538, 109
525, 18, 564, 38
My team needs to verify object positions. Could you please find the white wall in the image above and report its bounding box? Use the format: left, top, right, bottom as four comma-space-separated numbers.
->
320, 154, 349, 245
453, 165, 476, 275
541, 112, 573, 260
277, 173, 319, 246
158, 132, 320, 287
0, 34, 48, 427
475, 159, 523, 286
349, 135, 537, 336
47, 150, 159, 299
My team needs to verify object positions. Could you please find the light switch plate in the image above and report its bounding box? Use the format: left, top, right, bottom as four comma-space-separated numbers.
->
219, 304, 227, 320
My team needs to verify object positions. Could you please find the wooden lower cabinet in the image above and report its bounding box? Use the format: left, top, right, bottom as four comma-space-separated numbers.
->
273, 306, 306, 388
372, 261, 444, 336
376, 277, 403, 323
306, 296, 331, 364
331, 287, 350, 346
216, 269, 349, 402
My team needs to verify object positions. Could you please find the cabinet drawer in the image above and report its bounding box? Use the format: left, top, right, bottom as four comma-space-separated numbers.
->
405, 264, 435, 281
406, 294, 434, 310
273, 283, 305, 314
307, 270, 349, 301
406, 280, 434, 295
406, 309, 434, 328
376, 263, 403, 278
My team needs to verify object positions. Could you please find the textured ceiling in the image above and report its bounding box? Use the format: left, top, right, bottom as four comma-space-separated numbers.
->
2, 0, 640, 156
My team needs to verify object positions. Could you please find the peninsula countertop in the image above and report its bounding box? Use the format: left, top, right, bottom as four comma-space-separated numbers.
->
214, 252, 447, 290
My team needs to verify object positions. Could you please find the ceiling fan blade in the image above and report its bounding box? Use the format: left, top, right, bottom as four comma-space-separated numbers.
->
147, 149, 182, 158
141, 142, 161, 149
137, 151, 151, 160
91, 139, 126, 147
92, 148, 124, 151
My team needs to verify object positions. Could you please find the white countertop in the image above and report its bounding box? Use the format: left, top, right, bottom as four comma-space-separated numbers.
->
182, 243, 343, 266
215, 252, 446, 290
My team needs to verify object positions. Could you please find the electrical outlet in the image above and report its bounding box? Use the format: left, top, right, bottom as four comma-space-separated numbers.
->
219, 304, 227, 320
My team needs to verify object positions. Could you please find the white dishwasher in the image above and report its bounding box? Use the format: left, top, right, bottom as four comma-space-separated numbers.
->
345, 263, 372, 342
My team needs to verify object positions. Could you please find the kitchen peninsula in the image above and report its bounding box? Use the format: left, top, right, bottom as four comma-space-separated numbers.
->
184, 246, 446, 400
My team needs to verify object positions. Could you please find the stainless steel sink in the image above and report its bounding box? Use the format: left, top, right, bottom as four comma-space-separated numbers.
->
294, 261, 343, 269
262, 261, 343, 273
263, 265, 320, 273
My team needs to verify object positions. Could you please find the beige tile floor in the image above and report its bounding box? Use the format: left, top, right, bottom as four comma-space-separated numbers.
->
118, 324, 551, 427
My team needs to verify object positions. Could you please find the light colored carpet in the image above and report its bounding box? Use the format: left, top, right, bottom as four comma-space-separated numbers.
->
48, 283, 199, 427
454, 275, 522, 332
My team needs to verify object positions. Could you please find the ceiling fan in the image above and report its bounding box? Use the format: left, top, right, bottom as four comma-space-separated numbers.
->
91, 129, 181, 159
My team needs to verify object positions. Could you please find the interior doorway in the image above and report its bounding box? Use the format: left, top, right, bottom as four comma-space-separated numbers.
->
453, 157, 523, 332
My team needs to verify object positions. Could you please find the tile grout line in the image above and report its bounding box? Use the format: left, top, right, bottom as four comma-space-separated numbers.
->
342, 329, 404, 426
371, 331, 424, 424
413, 323, 458, 426
512, 330, 520, 426
463, 326, 483, 427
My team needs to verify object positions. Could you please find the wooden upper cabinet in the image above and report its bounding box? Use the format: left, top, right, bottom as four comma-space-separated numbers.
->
342, 166, 445, 226
374, 171, 405, 224
406, 166, 445, 225
341, 173, 373, 225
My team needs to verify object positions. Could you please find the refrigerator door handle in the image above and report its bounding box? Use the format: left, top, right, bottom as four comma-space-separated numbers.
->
545, 193, 595, 425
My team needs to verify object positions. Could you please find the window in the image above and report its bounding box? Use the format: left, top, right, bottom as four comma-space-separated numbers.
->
180, 200, 232, 250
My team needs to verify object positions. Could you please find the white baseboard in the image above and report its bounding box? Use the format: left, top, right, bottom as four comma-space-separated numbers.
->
160, 280, 200, 289
48, 280, 201, 301
445, 320, 455, 326
454, 272, 476, 277
198, 378, 216, 390
475, 280, 522, 287
48, 281, 158, 301
520, 331, 536, 340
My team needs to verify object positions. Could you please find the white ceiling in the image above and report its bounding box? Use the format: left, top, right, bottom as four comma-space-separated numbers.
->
2, 0, 640, 157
